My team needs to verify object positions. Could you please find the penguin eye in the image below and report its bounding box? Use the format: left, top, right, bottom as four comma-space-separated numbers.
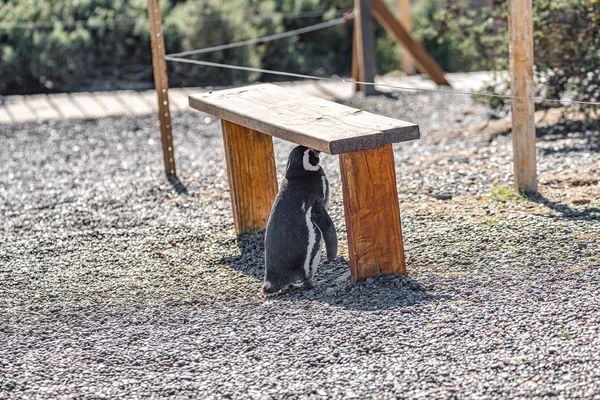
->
302, 148, 320, 171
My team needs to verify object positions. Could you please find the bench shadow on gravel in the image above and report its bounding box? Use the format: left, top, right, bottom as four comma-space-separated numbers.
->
220, 232, 447, 311
492, 118, 600, 153
490, 119, 600, 221
534, 119, 600, 155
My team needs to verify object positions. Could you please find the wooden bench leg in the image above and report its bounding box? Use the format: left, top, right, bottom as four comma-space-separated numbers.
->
221, 120, 278, 234
339, 144, 406, 280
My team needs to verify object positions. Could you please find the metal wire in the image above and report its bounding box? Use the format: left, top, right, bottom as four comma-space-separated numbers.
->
166, 12, 355, 58
164, 56, 600, 107
164, 14, 600, 107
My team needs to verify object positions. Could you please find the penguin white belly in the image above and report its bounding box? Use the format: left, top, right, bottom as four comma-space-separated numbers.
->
309, 235, 322, 279
321, 176, 328, 209
303, 204, 318, 279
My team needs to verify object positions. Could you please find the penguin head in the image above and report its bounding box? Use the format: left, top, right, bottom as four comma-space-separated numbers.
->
285, 146, 322, 178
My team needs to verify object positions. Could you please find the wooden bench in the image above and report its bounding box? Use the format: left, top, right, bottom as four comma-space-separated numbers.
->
189, 84, 420, 281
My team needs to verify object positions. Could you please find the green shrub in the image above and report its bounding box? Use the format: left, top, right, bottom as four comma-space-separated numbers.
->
2, 0, 469, 93
410, 0, 481, 73
369, 0, 484, 75
258, 0, 354, 81
0, 0, 156, 93
163, 0, 354, 86
0, 0, 360, 93
163, 0, 275, 86
15, 0, 594, 97
435, 0, 600, 112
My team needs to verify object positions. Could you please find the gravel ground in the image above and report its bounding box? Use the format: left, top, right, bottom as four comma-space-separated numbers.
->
1, 89, 599, 399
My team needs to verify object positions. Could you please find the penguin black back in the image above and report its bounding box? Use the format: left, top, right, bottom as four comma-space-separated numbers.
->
263, 145, 338, 295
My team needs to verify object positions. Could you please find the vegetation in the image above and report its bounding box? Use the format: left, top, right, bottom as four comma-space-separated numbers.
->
1, 0, 598, 107
0, 0, 466, 94
0, 0, 155, 93
481, 218, 501, 226
163, 0, 354, 87
0, 0, 355, 93
433, 0, 600, 112
486, 186, 526, 202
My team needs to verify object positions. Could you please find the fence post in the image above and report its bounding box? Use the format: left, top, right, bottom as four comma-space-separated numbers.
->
398, 0, 414, 75
353, 0, 377, 96
147, 0, 176, 177
508, 0, 537, 193
352, 21, 361, 93
371, 0, 450, 86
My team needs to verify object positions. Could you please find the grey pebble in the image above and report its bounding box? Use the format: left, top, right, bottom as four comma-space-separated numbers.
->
436, 192, 453, 200
1, 91, 599, 399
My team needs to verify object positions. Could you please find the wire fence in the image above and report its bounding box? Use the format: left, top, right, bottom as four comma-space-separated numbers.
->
166, 13, 354, 59
164, 56, 600, 107
2, 5, 598, 108
164, 15, 600, 108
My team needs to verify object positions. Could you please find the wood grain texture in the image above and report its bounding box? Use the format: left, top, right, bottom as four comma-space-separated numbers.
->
339, 144, 406, 280
147, 0, 176, 176
354, 0, 377, 96
352, 20, 361, 93
221, 120, 278, 234
371, 0, 450, 87
398, 0, 415, 75
508, 0, 537, 194
189, 84, 419, 154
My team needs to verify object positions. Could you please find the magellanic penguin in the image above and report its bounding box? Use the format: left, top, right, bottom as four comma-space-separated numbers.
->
263, 145, 338, 295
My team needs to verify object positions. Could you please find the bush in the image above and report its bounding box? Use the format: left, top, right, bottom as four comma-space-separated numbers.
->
15, 0, 586, 96
0, 0, 359, 93
434, 0, 600, 112
163, 0, 354, 86
410, 0, 483, 73
0, 0, 156, 93
258, 0, 354, 81
2, 0, 471, 94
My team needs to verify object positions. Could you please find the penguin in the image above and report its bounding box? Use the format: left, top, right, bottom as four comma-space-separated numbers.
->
263, 145, 338, 295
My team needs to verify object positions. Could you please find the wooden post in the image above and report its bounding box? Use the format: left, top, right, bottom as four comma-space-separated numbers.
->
371, 0, 450, 87
351, 23, 361, 93
221, 120, 278, 234
508, 0, 537, 194
398, 0, 415, 75
339, 144, 406, 281
147, 0, 176, 176
354, 0, 377, 96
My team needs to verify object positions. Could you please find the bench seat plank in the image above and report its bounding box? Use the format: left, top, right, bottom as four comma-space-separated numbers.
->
189, 83, 419, 154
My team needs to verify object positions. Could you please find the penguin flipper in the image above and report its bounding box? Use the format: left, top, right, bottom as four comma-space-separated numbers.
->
311, 204, 337, 262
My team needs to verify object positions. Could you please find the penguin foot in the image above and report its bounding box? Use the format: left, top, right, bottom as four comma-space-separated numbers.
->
262, 280, 283, 295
